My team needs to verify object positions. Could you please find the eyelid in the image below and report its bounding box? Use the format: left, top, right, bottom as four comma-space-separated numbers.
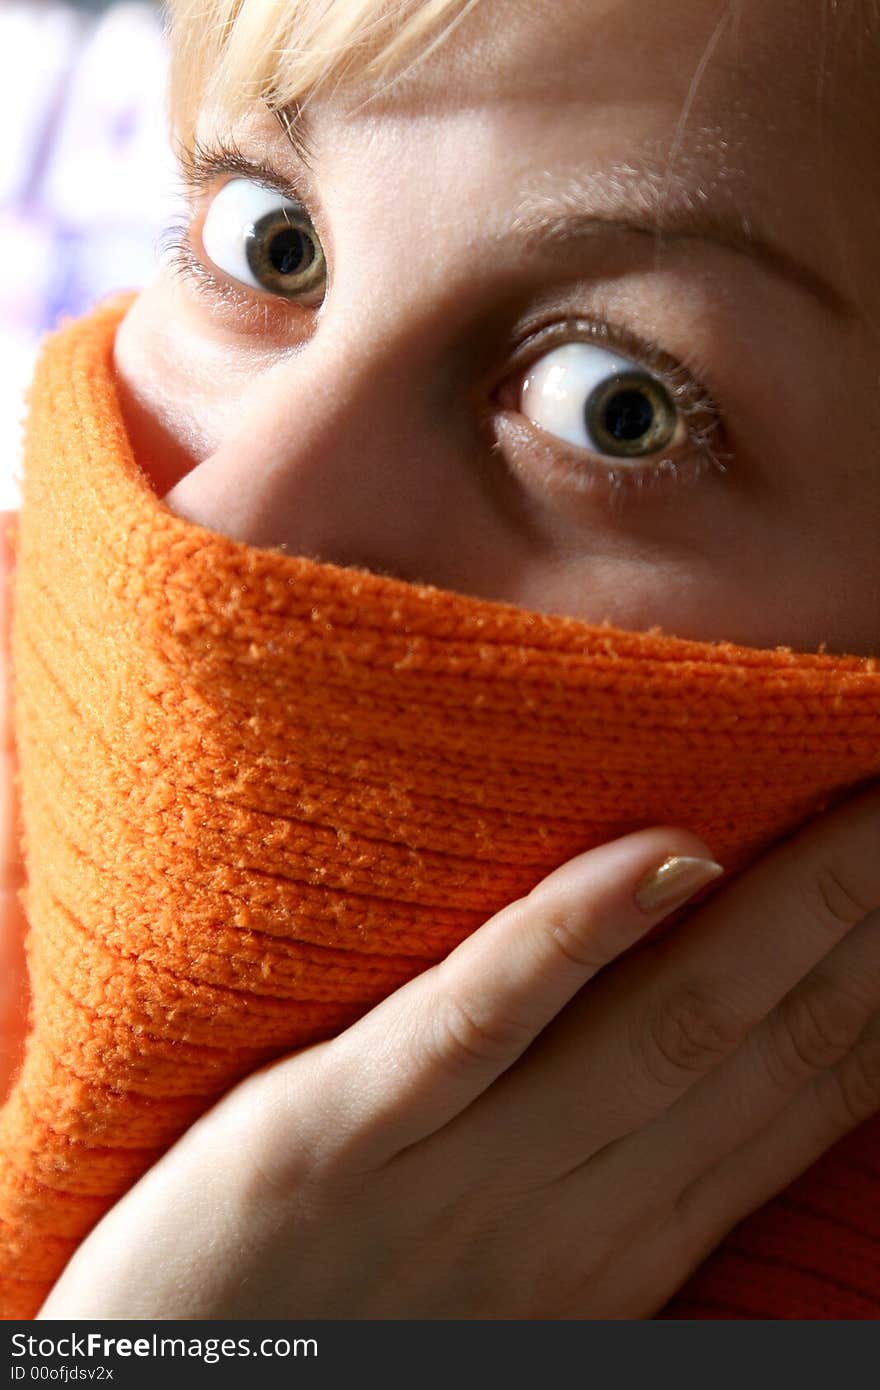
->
491, 316, 721, 450
177, 134, 316, 209
488, 316, 731, 501
163, 218, 322, 334
172, 135, 329, 323
500, 316, 711, 409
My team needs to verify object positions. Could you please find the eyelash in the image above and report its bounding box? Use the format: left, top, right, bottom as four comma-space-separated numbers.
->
163, 220, 303, 333
162, 134, 319, 332
493, 317, 730, 502
163, 136, 732, 500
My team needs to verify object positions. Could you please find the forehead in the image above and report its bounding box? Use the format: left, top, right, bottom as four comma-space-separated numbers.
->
387, 2, 781, 98
204, 0, 877, 313
354, 2, 807, 124
289, 0, 873, 297
210, 0, 876, 184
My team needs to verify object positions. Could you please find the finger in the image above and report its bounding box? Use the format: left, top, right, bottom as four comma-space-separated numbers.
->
266, 828, 722, 1168
671, 1006, 880, 1277
455, 780, 880, 1179
599, 904, 880, 1207
0, 509, 28, 1099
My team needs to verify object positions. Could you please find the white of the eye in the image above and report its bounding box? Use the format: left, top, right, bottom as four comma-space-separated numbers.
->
200, 177, 306, 289
521, 341, 660, 451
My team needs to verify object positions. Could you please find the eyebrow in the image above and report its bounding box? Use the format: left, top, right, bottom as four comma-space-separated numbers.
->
508, 170, 853, 319
272, 106, 851, 319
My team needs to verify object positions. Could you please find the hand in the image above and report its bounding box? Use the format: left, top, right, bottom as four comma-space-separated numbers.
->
34, 764, 880, 1318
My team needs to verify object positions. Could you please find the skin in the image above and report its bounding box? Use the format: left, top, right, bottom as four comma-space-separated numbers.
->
114, 0, 880, 651
3, 0, 880, 1319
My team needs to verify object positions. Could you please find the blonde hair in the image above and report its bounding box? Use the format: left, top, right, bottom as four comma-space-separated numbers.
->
165, 0, 482, 140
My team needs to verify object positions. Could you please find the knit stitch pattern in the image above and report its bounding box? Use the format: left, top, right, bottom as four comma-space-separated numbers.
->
1, 298, 879, 1319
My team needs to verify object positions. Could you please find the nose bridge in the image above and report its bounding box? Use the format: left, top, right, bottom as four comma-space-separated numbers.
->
165, 298, 480, 573
276, 306, 437, 460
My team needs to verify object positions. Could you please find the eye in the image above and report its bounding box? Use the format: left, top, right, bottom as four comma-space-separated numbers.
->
520, 341, 685, 459
199, 177, 326, 301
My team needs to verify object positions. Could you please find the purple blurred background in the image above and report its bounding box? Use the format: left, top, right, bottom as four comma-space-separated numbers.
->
1, 0, 177, 508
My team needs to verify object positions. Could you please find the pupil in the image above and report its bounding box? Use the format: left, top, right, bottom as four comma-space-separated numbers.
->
602, 387, 655, 442
268, 225, 313, 277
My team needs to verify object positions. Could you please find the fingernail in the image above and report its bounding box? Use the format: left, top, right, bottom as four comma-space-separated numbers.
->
634, 855, 724, 914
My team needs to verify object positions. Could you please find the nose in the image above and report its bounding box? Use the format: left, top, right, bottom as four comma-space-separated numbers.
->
163, 314, 510, 593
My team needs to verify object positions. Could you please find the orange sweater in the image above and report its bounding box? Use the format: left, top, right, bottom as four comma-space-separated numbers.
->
2, 298, 880, 1319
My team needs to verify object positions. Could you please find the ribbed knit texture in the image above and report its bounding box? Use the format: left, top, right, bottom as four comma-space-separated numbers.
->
1, 298, 879, 1320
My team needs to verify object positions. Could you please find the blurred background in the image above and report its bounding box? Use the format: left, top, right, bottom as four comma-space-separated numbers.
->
0, 0, 177, 508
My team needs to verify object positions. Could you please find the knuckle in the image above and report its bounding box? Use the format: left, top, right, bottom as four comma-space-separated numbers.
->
805, 863, 874, 937
432, 994, 533, 1076
641, 980, 746, 1086
237, 1067, 337, 1204
537, 902, 605, 975
770, 979, 869, 1082
831, 1033, 880, 1128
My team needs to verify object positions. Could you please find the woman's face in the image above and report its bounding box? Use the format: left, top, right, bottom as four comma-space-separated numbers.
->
115, 0, 880, 653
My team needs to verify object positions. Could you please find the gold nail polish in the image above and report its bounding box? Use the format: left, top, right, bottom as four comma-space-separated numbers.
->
634, 855, 724, 913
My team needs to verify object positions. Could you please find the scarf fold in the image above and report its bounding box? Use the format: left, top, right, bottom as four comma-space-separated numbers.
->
2, 297, 879, 1319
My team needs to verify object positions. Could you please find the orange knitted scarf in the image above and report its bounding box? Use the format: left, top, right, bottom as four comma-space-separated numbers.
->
2, 298, 879, 1320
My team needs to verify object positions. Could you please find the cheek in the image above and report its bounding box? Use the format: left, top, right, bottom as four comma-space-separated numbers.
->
112, 277, 272, 495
